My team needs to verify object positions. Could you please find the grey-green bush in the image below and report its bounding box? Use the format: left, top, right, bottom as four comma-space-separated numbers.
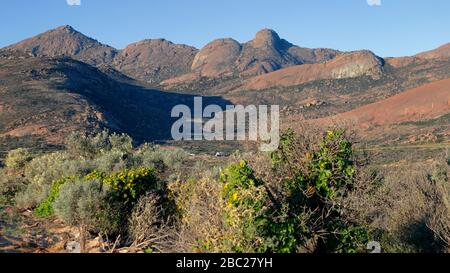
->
53, 179, 123, 235
54, 180, 106, 227
15, 183, 50, 210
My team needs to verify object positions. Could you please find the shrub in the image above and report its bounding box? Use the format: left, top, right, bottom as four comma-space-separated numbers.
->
219, 160, 272, 253
5, 148, 33, 171
109, 133, 133, 154
24, 152, 92, 186
102, 167, 159, 206
169, 173, 228, 252
15, 183, 50, 210
133, 144, 188, 172
0, 170, 27, 203
268, 129, 368, 253
128, 193, 175, 253
66, 130, 133, 160
94, 149, 129, 173
66, 130, 110, 159
34, 176, 76, 217
170, 129, 369, 253
343, 153, 450, 253
53, 179, 112, 252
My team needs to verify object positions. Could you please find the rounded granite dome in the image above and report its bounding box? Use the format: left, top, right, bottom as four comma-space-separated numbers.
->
253, 29, 282, 48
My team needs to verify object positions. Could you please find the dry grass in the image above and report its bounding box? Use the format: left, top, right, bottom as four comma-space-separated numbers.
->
127, 193, 176, 253
169, 172, 227, 252
345, 152, 450, 253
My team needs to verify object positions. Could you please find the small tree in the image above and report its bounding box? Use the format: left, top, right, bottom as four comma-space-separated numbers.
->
53, 179, 109, 252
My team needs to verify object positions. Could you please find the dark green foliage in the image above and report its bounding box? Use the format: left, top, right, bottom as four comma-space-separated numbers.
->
268, 129, 368, 253
215, 129, 368, 253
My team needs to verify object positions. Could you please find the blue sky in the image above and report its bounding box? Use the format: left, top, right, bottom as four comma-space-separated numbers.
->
0, 0, 449, 57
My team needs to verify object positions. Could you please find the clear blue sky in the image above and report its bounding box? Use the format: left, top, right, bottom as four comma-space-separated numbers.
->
0, 0, 449, 57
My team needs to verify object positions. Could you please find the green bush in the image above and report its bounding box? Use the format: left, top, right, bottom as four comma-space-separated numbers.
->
34, 176, 76, 217
269, 129, 368, 253
102, 167, 159, 206
66, 130, 110, 159
24, 152, 92, 187
219, 160, 272, 253
94, 149, 129, 173
133, 144, 188, 172
66, 130, 133, 160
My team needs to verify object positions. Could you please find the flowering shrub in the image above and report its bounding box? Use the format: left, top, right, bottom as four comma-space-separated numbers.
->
219, 160, 272, 253
102, 167, 158, 206
34, 167, 156, 218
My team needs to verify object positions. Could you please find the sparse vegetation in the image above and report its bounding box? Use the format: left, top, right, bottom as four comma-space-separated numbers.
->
1, 130, 449, 253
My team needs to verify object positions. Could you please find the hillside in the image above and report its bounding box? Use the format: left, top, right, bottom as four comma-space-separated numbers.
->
113, 39, 198, 84
0, 50, 229, 153
1, 25, 450, 152
314, 78, 450, 127
416, 43, 450, 59
238, 50, 384, 91
281, 79, 450, 146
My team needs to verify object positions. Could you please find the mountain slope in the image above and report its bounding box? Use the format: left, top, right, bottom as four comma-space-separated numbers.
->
113, 39, 198, 84
239, 50, 384, 91
189, 31, 339, 79
313, 78, 450, 127
0, 51, 229, 151
416, 43, 450, 60
5, 25, 117, 66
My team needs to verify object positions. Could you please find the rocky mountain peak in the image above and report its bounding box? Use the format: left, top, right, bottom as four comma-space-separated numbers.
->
253, 29, 282, 48
56, 25, 76, 33
5, 25, 117, 65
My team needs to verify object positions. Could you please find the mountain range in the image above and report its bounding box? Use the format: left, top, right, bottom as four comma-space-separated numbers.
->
1, 25, 449, 152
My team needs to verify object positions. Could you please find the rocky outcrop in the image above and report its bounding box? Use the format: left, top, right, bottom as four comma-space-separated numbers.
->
113, 39, 198, 84
170, 28, 339, 84
191, 38, 241, 77
240, 50, 384, 90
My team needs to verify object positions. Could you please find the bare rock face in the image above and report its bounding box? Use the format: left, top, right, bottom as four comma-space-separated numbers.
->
416, 43, 450, 59
329, 50, 384, 79
236, 29, 295, 74
191, 38, 241, 77
252, 28, 283, 48
188, 28, 339, 80
288, 47, 340, 64
114, 39, 198, 84
241, 50, 384, 90
5, 25, 117, 66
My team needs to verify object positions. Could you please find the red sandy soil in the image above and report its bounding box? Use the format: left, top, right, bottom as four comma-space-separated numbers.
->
311, 78, 450, 129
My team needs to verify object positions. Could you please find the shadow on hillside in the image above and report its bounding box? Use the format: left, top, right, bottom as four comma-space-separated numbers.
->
58, 68, 233, 143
